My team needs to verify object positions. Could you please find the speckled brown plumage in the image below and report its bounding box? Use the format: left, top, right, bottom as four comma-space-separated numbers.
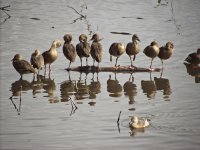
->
185, 48, 200, 65
109, 42, 125, 67
158, 41, 174, 68
76, 34, 91, 67
90, 33, 103, 67
31, 49, 44, 74
126, 34, 140, 66
63, 34, 76, 69
12, 54, 36, 79
143, 41, 160, 69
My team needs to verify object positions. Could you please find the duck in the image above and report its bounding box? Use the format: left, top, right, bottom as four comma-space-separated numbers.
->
42, 39, 62, 73
109, 42, 125, 67
129, 116, 150, 129
126, 34, 140, 67
30, 49, 44, 74
158, 41, 174, 68
143, 41, 160, 69
12, 54, 36, 79
76, 34, 91, 67
63, 34, 76, 69
90, 33, 103, 67
185, 48, 200, 65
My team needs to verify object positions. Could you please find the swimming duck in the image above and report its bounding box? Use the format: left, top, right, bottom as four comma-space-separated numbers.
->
129, 116, 150, 129
126, 34, 140, 67
90, 33, 103, 67
143, 41, 160, 69
42, 39, 62, 73
12, 54, 36, 79
109, 42, 125, 67
185, 48, 200, 65
76, 34, 91, 67
63, 34, 76, 69
158, 41, 174, 68
31, 49, 44, 74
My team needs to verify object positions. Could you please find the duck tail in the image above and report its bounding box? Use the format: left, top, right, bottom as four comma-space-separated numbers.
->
110, 55, 112, 62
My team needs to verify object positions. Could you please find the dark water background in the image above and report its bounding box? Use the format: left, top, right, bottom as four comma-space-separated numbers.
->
0, 0, 200, 149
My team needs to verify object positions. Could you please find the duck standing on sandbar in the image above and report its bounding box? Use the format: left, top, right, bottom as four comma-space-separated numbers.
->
109, 42, 125, 68
158, 41, 174, 68
31, 49, 44, 74
90, 33, 103, 67
12, 54, 36, 79
76, 34, 91, 67
42, 39, 62, 73
143, 41, 160, 70
63, 34, 76, 69
126, 34, 140, 68
185, 48, 200, 65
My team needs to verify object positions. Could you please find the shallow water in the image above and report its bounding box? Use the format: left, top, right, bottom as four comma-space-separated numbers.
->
0, 0, 200, 150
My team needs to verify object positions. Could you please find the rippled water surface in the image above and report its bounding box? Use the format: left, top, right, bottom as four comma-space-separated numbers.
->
0, 0, 200, 150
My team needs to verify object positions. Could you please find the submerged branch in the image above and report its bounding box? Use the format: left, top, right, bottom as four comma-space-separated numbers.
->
66, 66, 161, 73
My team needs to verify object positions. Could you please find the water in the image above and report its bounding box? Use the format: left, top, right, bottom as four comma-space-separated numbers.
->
0, 0, 200, 149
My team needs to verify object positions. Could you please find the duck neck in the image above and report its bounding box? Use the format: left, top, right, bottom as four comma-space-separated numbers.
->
50, 44, 57, 52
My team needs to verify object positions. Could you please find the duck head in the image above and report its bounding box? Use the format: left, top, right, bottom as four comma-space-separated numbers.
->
166, 41, 174, 49
63, 34, 72, 43
132, 34, 140, 42
12, 54, 22, 61
150, 41, 159, 47
197, 48, 200, 54
90, 33, 102, 42
52, 39, 62, 48
131, 116, 139, 124
79, 34, 87, 43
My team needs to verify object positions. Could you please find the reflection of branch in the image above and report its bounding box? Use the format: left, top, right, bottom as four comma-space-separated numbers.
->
0, 5, 11, 24
9, 85, 22, 115
170, 0, 181, 35
67, 5, 86, 18
117, 111, 122, 133
67, 1, 95, 35
68, 97, 78, 116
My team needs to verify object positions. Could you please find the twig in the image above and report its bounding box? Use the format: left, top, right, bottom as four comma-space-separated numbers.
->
67, 5, 86, 18
117, 110, 122, 124
117, 111, 122, 133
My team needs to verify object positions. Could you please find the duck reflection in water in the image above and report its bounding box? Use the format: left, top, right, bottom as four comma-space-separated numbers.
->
141, 72, 157, 100
154, 76, 172, 101
88, 73, 101, 106
10, 79, 33, 115
42, 75, 58, 103
107, 74, 122, 98
74, 73, 90, 100
123, 73, 137, 104
31, 75, 44, 97
60, 72, 76, 102
184, 63, 200, 83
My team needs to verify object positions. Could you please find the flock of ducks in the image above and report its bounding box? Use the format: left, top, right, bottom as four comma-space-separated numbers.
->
10, 33, 200, 129
12, 33, 178, 79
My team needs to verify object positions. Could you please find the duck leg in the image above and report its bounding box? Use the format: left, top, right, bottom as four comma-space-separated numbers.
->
129, 56, 133, 66
86, 58, 88, 66
68, 61, 71, 69
80, 58, 83, 67
93, 59, 95, 67
115, 57, 119, 67
150, 58, 153, 69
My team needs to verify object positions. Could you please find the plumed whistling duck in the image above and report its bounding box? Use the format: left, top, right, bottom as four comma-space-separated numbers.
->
63, 34, 76, 69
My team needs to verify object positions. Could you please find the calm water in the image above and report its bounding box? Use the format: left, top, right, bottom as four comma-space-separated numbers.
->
0, 0, 200, 150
